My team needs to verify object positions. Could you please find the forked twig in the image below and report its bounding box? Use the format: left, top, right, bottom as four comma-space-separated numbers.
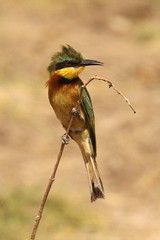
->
29, 75, 136, 240
87, 75, 136, 114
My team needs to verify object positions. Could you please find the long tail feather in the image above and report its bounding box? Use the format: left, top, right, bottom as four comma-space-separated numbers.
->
82, 152, 105, 202
89, 156, 105, 201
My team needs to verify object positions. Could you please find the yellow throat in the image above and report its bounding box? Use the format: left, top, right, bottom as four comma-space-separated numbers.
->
55, 66, 85, 79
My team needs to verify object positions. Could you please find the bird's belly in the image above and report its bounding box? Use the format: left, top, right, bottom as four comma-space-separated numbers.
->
51, 88, 85, 131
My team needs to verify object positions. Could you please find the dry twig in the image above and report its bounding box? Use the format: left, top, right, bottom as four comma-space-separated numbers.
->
87, 75, 136, 114
29, 75, 136, 240
30, 116, 75, 240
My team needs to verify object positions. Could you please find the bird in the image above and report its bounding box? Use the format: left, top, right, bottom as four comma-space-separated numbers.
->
46, 45, 105, 202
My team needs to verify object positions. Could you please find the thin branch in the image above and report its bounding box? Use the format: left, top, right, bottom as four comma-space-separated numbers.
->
30, 117, 75, 240
86, 75, 136, 114
29, 75, 136, 240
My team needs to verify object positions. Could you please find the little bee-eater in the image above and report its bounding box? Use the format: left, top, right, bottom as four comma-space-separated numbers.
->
47, 45, 105, 202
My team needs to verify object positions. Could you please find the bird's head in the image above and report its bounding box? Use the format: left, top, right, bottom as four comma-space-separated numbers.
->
48, 45, 103, 79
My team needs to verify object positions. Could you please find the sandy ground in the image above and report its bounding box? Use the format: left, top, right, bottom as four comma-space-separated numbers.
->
0, 1, 160, 239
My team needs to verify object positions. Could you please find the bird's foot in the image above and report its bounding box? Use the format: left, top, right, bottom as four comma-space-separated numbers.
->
71, 107, 82, 119
61, 134, 70, 145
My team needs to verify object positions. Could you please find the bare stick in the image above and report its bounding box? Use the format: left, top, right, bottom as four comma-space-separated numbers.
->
30, 115, 75, 240
85, 75, 136, 114
30, 144, 64, 240
29, 75, 135, 240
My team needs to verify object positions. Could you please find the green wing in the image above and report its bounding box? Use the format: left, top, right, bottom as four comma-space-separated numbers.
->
81, 87, 96, 157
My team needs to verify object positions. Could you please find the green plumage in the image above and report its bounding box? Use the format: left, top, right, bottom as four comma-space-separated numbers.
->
48, 45, 83, 73
81, 87, 96, 157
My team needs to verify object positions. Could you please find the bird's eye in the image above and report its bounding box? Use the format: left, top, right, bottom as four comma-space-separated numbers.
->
65, 61, 71, 66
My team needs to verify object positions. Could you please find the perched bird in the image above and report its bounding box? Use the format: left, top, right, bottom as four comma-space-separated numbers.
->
47, 45, 105, 202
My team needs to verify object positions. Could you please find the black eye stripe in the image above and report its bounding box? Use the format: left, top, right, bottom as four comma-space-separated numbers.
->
55, 60, 79, 70
65, 61, 71, 66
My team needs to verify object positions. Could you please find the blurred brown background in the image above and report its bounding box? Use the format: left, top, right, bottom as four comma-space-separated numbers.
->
0, 0, 160, 239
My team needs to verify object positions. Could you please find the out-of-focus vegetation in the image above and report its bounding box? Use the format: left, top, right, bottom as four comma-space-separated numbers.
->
0, 189, 103, 240
0, 0, 160, 239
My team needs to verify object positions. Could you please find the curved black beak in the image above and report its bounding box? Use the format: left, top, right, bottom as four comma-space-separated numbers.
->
80, 59, 104, 67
